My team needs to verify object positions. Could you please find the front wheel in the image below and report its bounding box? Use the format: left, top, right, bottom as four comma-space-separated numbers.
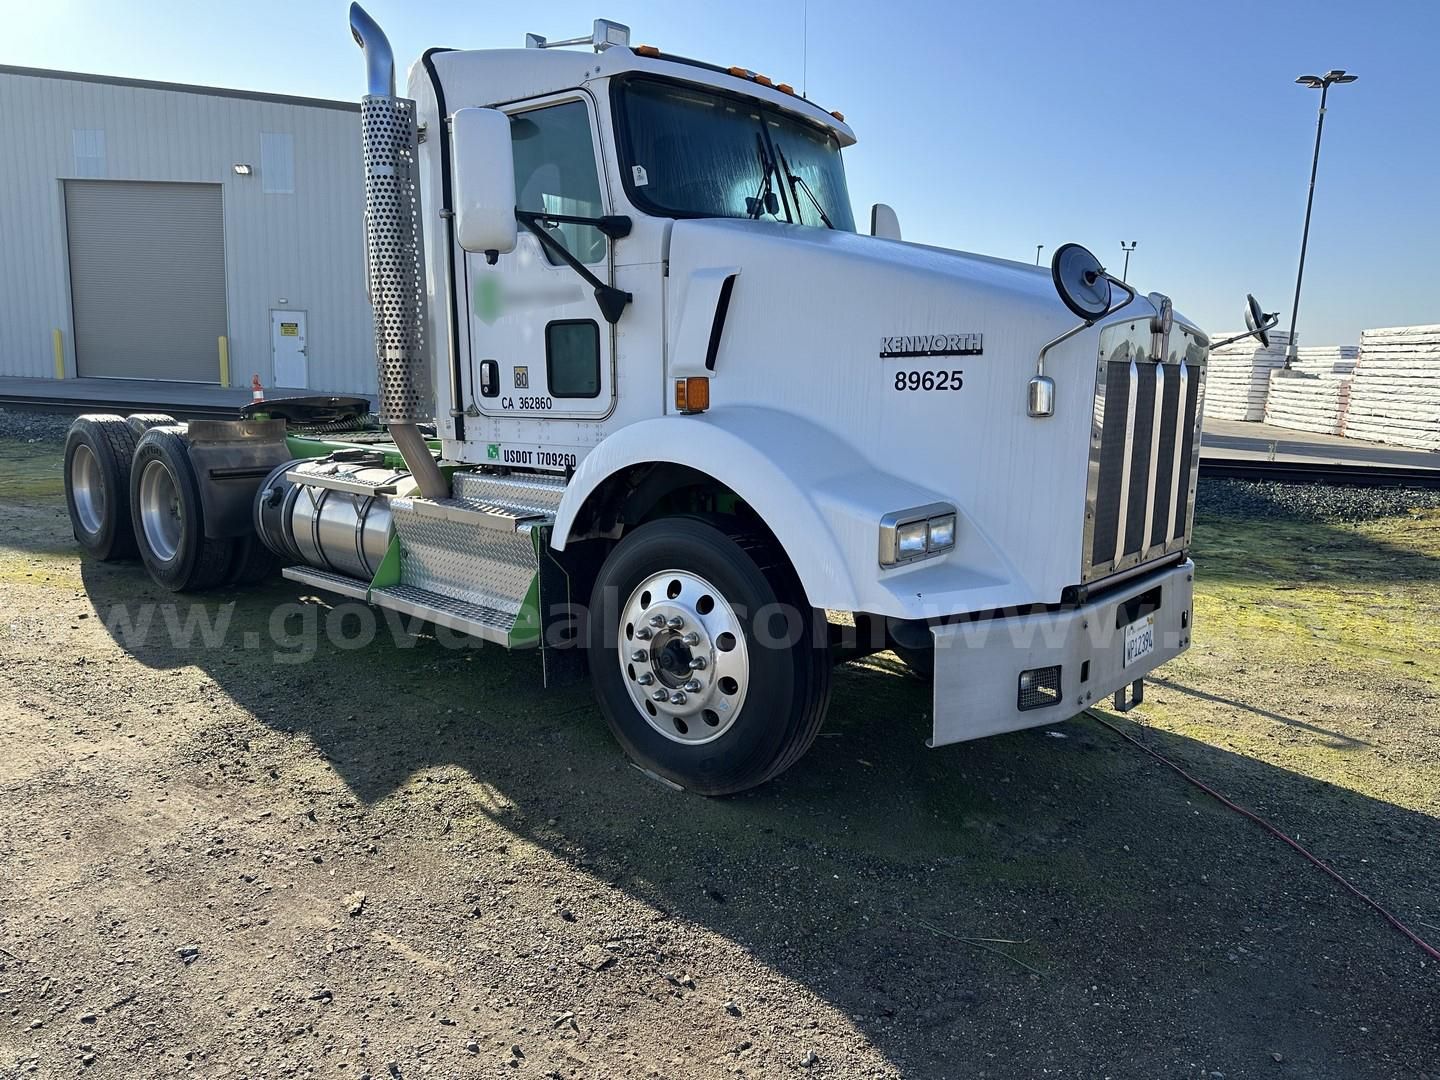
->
587, 517, 831, 796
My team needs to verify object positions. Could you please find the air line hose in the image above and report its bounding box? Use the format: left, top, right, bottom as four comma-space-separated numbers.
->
1086, 709, 1440, 964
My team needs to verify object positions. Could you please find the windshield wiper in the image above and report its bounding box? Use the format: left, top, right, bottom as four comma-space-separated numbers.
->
774, 143, 835, 229
746, 132, 780, 220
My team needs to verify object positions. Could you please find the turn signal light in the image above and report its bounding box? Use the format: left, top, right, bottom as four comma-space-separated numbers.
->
675, 377, 710, 414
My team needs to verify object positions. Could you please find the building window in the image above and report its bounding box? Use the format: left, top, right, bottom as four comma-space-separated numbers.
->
71, 129, 106, 178
260, 132, 295, 194
546, 320, 601, 398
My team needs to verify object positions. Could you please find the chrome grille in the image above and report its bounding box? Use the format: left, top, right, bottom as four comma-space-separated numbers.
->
1082, 322, 1207, 582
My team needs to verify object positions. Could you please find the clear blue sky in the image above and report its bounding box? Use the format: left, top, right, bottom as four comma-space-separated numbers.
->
6, 0, 1437, 344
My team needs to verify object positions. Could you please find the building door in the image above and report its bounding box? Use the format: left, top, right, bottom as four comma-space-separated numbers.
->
271, 310, 308, 388
63, 180, 227, 381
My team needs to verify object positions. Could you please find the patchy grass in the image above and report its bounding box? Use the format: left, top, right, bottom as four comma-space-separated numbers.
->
0, 437, 65, 501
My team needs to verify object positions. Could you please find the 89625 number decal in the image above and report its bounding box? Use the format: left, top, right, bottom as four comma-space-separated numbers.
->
893, 369, 964, 392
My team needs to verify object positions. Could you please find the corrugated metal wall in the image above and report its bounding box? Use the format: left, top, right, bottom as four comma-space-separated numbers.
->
0, 68, 376, 397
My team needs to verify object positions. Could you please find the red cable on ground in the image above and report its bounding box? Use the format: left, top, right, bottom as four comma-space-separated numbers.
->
1086, 709, 1440, 964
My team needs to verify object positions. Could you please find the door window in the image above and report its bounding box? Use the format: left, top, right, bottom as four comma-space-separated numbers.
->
546, 320, 602, 398
511, 101, 607, 266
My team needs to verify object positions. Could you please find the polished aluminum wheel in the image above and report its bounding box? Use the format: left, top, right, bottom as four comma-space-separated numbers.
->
70, 443, 105, 535
137, 459, 183, 562
618, 569, 750, 744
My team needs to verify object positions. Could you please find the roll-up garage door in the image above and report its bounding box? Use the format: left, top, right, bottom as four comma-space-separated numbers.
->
64, 180, 227, 381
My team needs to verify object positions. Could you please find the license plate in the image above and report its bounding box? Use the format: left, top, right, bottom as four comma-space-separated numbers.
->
1123, 613, 1156, 667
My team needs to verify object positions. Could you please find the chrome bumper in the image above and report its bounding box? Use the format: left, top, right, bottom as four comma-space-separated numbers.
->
929, 560, 1193, 746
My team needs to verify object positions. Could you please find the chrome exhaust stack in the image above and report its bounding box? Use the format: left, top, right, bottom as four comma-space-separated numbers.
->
349, 2, 448, 500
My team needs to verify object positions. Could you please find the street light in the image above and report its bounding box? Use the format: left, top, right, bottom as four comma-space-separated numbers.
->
1035, 244, 1044, 266
1120, 241, 1138, 283
1287, 68, 1358, 365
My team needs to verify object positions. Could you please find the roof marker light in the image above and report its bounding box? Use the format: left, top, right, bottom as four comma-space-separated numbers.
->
635, 44, 660, 57
830, 109, 845, 122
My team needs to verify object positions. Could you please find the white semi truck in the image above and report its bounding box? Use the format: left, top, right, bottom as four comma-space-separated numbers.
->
61, 5, 1277, 794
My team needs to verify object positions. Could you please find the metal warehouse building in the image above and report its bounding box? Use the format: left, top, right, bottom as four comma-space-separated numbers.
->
0, 65, 375, 408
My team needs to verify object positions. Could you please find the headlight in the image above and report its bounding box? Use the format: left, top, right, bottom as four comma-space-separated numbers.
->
879, 503, 958, 567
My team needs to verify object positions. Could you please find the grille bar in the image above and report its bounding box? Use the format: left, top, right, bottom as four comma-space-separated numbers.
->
1111, 359, 1140, 566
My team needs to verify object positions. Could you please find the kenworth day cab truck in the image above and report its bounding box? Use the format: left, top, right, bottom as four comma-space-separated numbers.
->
61, 5, 1277, 795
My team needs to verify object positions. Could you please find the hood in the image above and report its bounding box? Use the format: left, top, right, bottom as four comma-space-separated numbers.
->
665, 219, 1157, 603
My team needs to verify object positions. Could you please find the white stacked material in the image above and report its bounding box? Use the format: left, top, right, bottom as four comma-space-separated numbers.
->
1265, 368, 1352, 435
1289, 345, 1358, 376
1342, 324, 1440, 450
1204, 331, 1293, 421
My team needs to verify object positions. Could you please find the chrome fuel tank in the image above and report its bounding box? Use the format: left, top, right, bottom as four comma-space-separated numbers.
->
254, 458, 418, 582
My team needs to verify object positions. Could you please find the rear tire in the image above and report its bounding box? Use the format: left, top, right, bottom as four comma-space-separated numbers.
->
125, 412, 178, 437
587, 516, 831, 795
63, 414, 139, 561
129, 426, 235, 592
225, 533, 278, 587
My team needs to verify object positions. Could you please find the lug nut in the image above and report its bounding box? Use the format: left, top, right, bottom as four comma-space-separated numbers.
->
637, 672, 654, 686
682, 632, 700, 646
683, 679, 703, 693
630, 649, 648, 662
651, 689, 669, 702
688, 657, 707, 670
649, 614, 666, 628
635, 627, 653, 641
667, 615, 684, 629
669, 691, 687, 705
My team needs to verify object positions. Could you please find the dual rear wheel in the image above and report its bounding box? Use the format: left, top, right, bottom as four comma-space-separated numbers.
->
63, 415, 273, 591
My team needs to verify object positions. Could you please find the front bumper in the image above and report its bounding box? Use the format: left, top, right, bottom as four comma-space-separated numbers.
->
929, 559, 1193, 746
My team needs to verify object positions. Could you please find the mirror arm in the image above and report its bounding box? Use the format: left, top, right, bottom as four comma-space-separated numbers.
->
515, 209, 632, 240
515, 212, 633, 324
1035, 274, 1136, 378
1208, 312, 1280, 350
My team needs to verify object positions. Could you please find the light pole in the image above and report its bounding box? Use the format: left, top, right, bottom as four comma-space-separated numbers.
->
1120, 241, 1137, 282
1035, 244, 1044, 266
1287, 68, 1357, 364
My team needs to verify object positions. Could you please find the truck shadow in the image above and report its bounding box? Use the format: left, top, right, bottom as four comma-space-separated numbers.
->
74, 555, 1440, 1078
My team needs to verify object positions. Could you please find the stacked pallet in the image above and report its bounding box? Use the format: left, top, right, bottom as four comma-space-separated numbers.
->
1265, 368, 1352, 435
1289, 345, 1358, 376
1342, 324, 1440, 450
1204, 330, 1293, 421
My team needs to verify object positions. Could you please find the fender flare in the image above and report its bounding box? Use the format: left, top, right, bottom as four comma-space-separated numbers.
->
552, 407, 944, 612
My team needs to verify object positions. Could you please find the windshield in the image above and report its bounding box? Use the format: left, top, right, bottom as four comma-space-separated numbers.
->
615, 77, 856, 232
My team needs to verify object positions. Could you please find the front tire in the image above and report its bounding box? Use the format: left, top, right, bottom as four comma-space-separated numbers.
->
587, 517, 831, 795
129, 427, 235, 592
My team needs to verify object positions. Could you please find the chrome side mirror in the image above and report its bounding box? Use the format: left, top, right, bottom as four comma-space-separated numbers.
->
1209, 294, 1280, 350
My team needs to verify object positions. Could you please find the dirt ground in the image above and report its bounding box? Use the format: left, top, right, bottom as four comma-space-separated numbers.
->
0, 433, 1437, 1079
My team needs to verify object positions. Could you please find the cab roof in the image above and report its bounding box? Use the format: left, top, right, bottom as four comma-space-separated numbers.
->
409, 46, 857, 147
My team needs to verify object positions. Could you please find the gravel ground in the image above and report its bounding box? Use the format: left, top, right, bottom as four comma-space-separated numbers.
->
0, 407, 76, 446
0, 436, 1437, 1079
1198, 477, 1440, 522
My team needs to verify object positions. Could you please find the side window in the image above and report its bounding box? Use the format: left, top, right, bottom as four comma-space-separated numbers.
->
546, 321, 601, 398
511, 101, 607, 266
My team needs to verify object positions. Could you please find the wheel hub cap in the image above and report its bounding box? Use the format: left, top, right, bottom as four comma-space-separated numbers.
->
618, 570, 749, 744
70, 444, 105, 535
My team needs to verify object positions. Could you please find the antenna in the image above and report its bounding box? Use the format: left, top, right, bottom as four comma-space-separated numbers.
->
802, 0, 808, 99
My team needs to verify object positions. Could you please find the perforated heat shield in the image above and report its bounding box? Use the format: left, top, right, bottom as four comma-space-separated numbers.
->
360, 95, 431, 424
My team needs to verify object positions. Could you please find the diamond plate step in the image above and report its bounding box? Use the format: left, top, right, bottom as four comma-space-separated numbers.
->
370, 584, 516, 645
282, 564, 370, 600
